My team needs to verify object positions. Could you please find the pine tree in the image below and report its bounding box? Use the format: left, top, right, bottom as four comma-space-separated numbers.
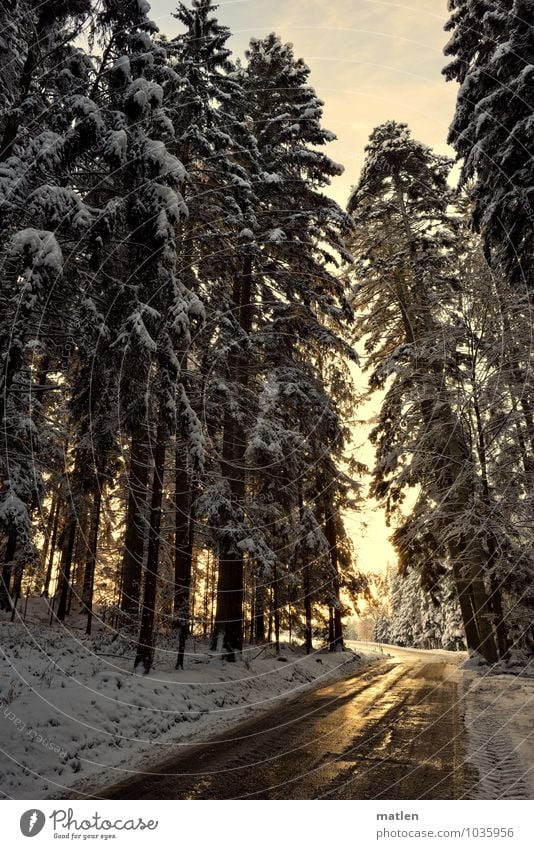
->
374, 614, 390, 644
236, 33, 356, 653
443, 0, 534, 284
450, 237, 534, 655
0, 0, 91, 163
0, 0, 96, 609
347, 121, 503, 663
159, 0, 259, 661
79, 2, 204, 673
0, 1, 372, 674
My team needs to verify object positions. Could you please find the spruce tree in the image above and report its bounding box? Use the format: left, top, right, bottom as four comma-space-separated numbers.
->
236, 33, 355, 654
444, 0, 534, 284
347, 121, 502, 662
162, 0, 258, 660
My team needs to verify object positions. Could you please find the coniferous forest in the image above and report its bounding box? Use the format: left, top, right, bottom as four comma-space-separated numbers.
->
1, 0, 534, 802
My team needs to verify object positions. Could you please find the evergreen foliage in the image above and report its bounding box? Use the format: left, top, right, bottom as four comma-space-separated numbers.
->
444, 0, 534, 284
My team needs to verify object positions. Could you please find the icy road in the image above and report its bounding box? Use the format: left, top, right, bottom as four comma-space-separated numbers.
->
101, 646, 473, 800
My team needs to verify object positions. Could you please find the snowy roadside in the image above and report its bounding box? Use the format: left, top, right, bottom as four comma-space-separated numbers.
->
0, 612, 375, 800
461, 659, 534, 799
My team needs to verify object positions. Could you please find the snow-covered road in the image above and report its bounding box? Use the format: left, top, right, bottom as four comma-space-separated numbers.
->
101, 650, 468, 800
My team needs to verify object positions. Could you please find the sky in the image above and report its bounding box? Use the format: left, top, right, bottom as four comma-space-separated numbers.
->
150, 0, 457, 206
149, 0, 458, 576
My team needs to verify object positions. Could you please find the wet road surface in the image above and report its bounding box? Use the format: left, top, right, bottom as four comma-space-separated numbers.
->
100, 648, 474, 800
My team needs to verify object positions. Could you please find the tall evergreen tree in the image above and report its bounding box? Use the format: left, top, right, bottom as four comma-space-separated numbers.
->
234, 33, 355, 654
0, 0, 369, 673
347, 121, 504, 663
0, 0, 96, 609
163, 0, 258, 660
443, 0, 534, 284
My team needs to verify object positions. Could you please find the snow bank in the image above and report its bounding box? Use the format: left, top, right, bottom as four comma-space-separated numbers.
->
461, 661, 534, 799
0, 603, 374, 799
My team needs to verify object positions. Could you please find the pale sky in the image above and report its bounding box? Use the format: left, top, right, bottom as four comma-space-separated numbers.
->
150, 0, 456, 206
149, 0, 457, 575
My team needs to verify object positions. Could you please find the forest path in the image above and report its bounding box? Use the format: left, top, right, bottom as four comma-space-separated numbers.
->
101, 647, 474, 799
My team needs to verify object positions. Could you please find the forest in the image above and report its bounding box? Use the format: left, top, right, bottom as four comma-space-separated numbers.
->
1, 0, 533, 681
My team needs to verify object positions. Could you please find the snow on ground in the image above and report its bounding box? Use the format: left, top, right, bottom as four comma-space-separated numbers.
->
461, 658, 534, 800
0, 601, 375, 800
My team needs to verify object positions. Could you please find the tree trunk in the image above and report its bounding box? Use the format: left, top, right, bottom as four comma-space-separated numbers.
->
471, 391, 509, 659
202, 551, 210, 639
248, 570, 255, 643
134, 415, 166, 674
40, 492, 58, 591
211, 536, 244, 658
304, 562, 313, 654
211, 256, 253, 659
0, 527, 17, 611
490, 573, 509, 660
209, 554, 216, 635
175, 481, 197, 671
121, 428, 149, 618
450, 556, 483, 654
56, 518, 76, 621
333, 606, 343, 652
10, 557, 25, 620
324, 512, 344, 651
328, 607, 335, 649
297, 490, 313, 653
42, 499, 60, 598
273, 562, 280, 655
83, 488, 102, 636
255, 580, 265, 643
242, 566, 249, 644
173, 443, 191, 627
463, 541, 499, 664
72, 497, 90, 594
288, 603, 292, 645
